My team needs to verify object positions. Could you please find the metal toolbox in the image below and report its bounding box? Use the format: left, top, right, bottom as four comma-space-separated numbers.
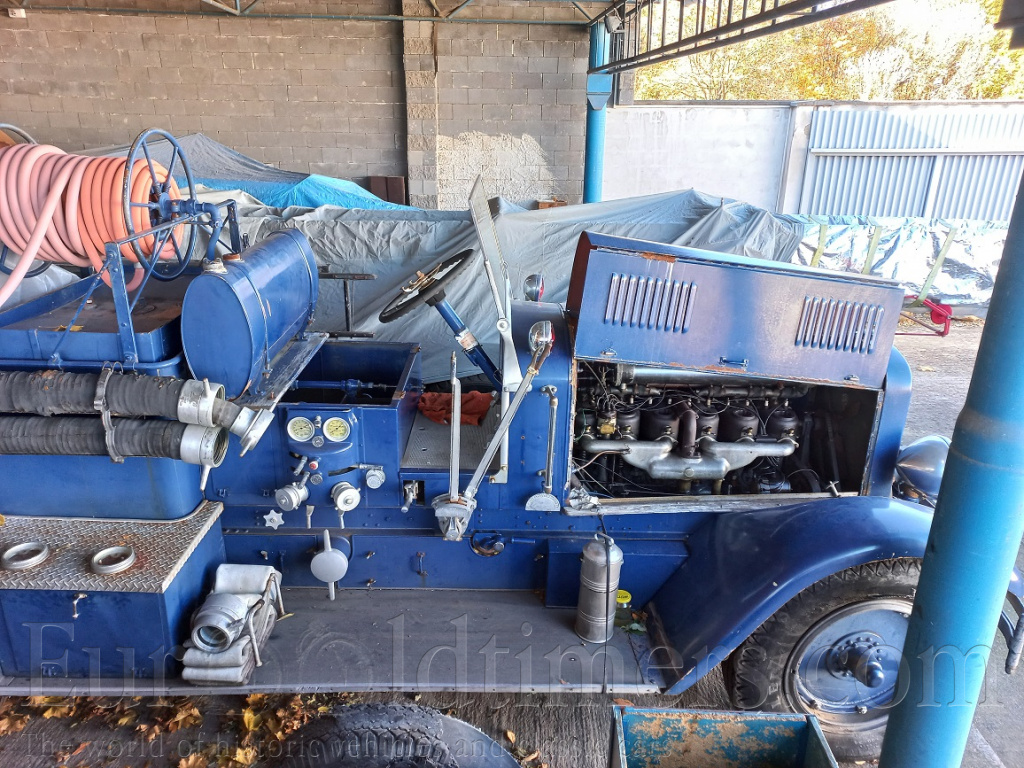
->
0, 502, 224, 679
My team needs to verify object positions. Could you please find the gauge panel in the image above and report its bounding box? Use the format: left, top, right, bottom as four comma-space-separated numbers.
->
286, 416, 315, 442
323, 416, 351, 443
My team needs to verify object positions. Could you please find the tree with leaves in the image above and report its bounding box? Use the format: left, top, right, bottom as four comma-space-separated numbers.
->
636, 0, 1024, 101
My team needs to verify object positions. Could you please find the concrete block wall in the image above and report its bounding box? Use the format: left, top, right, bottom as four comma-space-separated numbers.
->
430, 0, 591, 209
0, 0, 407, 180
0, 0, 596, 208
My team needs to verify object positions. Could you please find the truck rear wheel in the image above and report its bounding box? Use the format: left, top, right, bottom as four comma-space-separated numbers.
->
274, 704, 460, 768
724, 558, 920, 761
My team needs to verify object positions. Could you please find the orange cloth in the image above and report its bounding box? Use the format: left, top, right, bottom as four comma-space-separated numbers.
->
418, 391, 494, 426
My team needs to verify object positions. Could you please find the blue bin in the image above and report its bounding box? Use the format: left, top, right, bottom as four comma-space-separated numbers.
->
613, 708, 838, 768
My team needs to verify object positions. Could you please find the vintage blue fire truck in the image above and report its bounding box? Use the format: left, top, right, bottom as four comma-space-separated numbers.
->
0, 130, 1020, 762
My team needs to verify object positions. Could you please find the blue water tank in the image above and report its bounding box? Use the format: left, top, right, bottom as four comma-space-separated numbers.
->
181, 229, 318, 398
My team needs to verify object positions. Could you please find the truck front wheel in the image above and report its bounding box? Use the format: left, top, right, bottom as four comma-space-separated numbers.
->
724, 558, 920, 761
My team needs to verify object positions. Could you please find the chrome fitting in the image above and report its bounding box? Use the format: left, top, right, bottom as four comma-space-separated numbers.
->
230, 408, 276, 456
190, 592, 249, 653
179, 424, 229, 492
276, 481, 310, 512
177, 379, 225, 428
331, 482, 361, 513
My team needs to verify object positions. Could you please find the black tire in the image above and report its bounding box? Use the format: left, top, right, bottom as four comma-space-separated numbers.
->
272, 704, 460, 768
724, 558, 920, 762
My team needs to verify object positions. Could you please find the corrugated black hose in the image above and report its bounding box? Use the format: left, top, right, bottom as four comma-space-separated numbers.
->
0, 415, 215, 462
0, 370, 242, 427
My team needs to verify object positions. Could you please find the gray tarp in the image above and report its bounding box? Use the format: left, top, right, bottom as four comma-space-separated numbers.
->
9, 182, 1004, 383
232, 190, 805, 381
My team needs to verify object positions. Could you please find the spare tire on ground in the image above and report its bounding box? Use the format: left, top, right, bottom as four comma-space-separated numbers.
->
270, 703, 518, 768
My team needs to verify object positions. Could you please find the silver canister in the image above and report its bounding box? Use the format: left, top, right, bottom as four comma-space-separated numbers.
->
575, 535, 624, 643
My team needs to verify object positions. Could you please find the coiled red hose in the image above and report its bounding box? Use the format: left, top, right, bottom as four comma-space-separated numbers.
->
0, 144, 185, 311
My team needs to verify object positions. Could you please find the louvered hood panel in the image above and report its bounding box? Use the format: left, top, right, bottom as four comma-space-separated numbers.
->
566, 232, 904, 389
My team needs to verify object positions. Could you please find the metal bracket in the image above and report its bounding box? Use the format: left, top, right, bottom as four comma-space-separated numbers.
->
93, 367, 124, 463
199, 0, 265, 15
318, 269, 376, 338
526, 384, 561, 512
448, 353, 461, 502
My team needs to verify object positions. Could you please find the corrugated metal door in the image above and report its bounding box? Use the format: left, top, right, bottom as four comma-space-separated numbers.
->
799, 105, 1024, 220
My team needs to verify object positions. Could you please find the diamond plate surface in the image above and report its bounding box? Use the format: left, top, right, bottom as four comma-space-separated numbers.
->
402, 407, 500, 470
0, 501, 222, 594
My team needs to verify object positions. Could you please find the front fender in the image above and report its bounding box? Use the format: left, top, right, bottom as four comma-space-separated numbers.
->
650, 495, 1024, 693
650, 495, 932, 694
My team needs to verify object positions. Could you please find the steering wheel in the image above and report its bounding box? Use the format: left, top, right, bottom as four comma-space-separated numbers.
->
378, 248, 477, 324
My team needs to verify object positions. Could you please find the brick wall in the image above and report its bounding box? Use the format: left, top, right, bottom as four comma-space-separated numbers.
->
0, 1, 407, 180
0, 0, 595, 207
403, 0, 592, 208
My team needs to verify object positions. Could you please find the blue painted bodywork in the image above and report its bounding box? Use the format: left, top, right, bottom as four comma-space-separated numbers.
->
0, 277, 185, 373
0, 456, 202, 519
646, 495, 933, 693
567, 232, 905, 389
181, 229, 318, 398
0, 520, 223, 678
1, 224, 1000, 691
867, 347, 912, 496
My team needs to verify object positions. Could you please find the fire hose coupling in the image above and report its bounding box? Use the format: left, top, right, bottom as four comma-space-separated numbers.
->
179, 424, 230, 492
177, 378, 275, 456
176, 379, 225, 428
190, 592, 252, 654
0, 371, 274, 455
275, 475, 310, 512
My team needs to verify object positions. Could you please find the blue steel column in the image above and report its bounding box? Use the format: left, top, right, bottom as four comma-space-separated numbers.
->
583, 24, 613, 204
879, 182, 1024, 765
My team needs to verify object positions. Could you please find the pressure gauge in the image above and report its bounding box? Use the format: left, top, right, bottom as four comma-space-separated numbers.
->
286, 416, 315, 442
323, 416, 351, 443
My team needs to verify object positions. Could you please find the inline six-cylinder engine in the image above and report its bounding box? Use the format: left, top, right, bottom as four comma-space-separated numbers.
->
566, 233, 906, 501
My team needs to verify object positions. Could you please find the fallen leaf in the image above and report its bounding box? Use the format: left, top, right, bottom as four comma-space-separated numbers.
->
117, 710, 138, 726
524, 749, 541, 761
242, 708, 262, 733
918, 365, 936, 372
179, 755, 208, 768
233, 746, 259, 766
505, 729, 516, 745
612, 698, 634, 707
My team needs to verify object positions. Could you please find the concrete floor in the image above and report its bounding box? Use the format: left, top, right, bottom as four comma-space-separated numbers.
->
2, 322, 1022, 768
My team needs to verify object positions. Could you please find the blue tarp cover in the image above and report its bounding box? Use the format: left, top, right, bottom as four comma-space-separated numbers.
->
96, 133, 410, 211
